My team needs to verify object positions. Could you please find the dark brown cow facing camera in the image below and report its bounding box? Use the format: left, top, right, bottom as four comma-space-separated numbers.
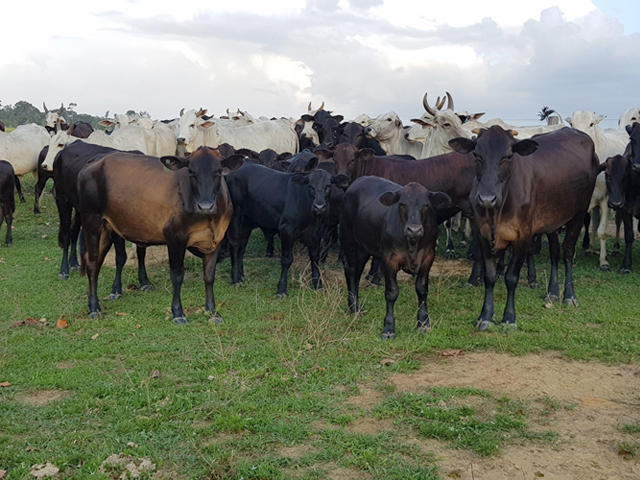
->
340, 176, 452, 339
78, 146, 244, 324
449, 126, 599, 332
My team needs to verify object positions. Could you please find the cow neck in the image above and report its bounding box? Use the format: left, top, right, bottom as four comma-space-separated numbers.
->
486, 185, 509, 253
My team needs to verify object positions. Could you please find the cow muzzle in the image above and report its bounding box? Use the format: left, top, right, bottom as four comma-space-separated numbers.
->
313, 202, 328, 215
476, 194, 498, 209
404, 224, 424, 239
196, 201, 217, 214
608, 199, 624, 209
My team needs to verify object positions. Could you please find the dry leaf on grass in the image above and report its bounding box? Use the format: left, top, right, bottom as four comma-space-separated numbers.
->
56, 319, 68, 329
115, 312, 127, 316
0, 468, 6, 479
9, 318, 39, 328
29, 462, 59, 478
439, 349, 465, 357
150, 370, 160, 379
0, 382, 11, 388
379, 358, 397, 366
91, 333, 99, 340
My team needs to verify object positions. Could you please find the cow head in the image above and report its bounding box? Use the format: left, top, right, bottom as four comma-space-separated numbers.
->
290, 169, 350, 215
365, 112, 403, 143
449, 126, 538, 209
625, 122, 640, 172
379, 182, 452, 243
44, 103, 66, 132
618, 108, 640, 131
176, 108, 218, 154
42, 127, 77, 171
602, 155, 631, 209
330, 143, 358, 177
565, 111, 606, 135
160, 146, 244, 215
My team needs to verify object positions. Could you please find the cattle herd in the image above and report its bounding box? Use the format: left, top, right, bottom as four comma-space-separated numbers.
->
1, 96, 639, 338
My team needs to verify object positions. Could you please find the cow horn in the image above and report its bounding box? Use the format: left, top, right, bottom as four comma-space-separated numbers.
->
318, 101, 325, 111
180, 108, 185, 117
445, 91, 454, 111
197, 108, 207, 117
423, 93, 437, 116
508, 129, 518, 137
43, 102, 49, 113
58, 104, 64, 115
308, 102, 313, 113
226, 108, 230, 116
436, 96, 446, 110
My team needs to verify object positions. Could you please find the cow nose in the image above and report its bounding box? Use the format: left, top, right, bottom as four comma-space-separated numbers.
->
477, 194, 498, 208
176, 137, 186, 145
196, 201, 216, 214
313, 203, 327, 214
608, 199, 623, 209
405, 224, 424, 238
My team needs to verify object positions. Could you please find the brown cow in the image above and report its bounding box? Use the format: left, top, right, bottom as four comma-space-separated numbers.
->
78, 146, 244, 324
449, 126, 599, 331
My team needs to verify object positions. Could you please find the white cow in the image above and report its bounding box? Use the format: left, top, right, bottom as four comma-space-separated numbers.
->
407, 92, 473, 158
99, 113, 177, 157
478, 118, 564, 139
566, 110, 630, 270
364, 112, 423, 157
42, 124, 160, 171
353, 114, 375, 127
43, 103, 66, 132
0, 124, 50, 181
176, 108, 298, 154
618, 108, 640, 130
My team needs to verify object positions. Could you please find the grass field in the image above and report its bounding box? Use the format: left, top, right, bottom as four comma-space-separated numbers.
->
1, 177, 639, 479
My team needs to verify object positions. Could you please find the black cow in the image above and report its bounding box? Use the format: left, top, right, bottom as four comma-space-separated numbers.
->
0, 160, 16, 245
449, 126, 599, 332
602, 122, 640, 273
52, 141, 151, 301
341, 176, 451, 339
338, 122, 386, 155
226, 163, 349, 297
78, 147, 244, 323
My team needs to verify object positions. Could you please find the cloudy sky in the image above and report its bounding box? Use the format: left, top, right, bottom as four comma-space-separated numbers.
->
1, 0, 638, 128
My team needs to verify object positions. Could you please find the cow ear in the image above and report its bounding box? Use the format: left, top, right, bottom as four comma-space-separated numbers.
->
98, 120, 115, 127
357, 148, 375, 161
448, 137, 476, 154
290, 173, 310, 186
46, 126, 55, 136
332, 115, 344, 123
428, 191, 453, 212
595, 115, 606, 125
626, 124, 633, 135
301, 114, 314, 122
221, 154, 245, 175
278, 160, 291, 171
512, 139, 539, 157
331, 174, 351, 190
200, 120, 216, 128
379, 191, 400, 206
277, 152, 293, 161
314, 147, 333, 160
598, 159, 608, 174
304, 156, 319, 171
160, 156, 189, 171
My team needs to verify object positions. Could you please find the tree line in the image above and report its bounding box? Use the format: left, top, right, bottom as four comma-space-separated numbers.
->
0, 101, 114, 129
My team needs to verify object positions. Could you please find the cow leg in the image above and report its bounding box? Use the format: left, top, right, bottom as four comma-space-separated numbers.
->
381, 261, 400, 340
344, 249, 370, 314
228, 217, 252, 285
83, 216, 112, 318
582, 211, 591, 252
366, 257, 381, 286
620, 211, 634, 274
467, 223, 483, 286
109, 234, 127, 300
167, 240, 188, 324
14, 176, 25, 204
203, 250, 223, 324
57, 200, 74, 280
33, 175, 48, 215
501, 239, 530, 330
276, 226, 295, 298
546, 231, 561, 302
415, 247, 436, 333
0, 205, 7, 246
264, 231, 276, 258
444, 219, 456, 259
476, 236, 497, 331
136, 245, 154, 290
68, 211, 82, 272
308, 236, 323, 291
562, 213, 584, 306
612, 209, 622, 256
596, 200, 610, 271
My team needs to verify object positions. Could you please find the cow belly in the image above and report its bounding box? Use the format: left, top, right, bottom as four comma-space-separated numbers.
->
105, 215, 167, 245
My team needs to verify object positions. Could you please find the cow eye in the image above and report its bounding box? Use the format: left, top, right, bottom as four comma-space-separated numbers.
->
443, 123, 450, 127
589, 123, 594, 127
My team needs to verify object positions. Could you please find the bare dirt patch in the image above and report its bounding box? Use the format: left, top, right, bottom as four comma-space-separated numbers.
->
345, 417, 395, 435
18, 389, 69, 406
279, 444, 317, 460
345, 387, 383, 410
103, 245, 174, 268
385, 352, 640, 480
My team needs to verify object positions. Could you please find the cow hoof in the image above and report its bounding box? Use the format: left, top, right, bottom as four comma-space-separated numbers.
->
475, 319, 493, 332
109, 293, 122, 300
232, 281, 243, 287
276, 293, 287, 300
59, 273, 69, 280
620, 268, 631, 275
70, 265, 80, 272
139, 284, 155, 291
563, 297, 579, 307
501, 323, 517, 334
600, 264, 610, 272
89, 311, 103, 319
417, 325, 432, 334
611, 250, 620, 257
209, 313, 224, 325
173, 316, 189, 325
528, 282, 538, 289
445, 250, 457, 260
545, 294, 559, 303
4, 242, 12, 247
381, 332, 396, 340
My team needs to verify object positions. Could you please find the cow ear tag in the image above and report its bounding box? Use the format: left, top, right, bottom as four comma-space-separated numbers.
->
163, 158, 172, 172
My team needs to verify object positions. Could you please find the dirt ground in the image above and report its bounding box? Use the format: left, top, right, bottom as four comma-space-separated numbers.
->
344, 352, 640, 480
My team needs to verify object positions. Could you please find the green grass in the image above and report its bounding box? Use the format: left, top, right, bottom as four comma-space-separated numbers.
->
1, 177, 640, 478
